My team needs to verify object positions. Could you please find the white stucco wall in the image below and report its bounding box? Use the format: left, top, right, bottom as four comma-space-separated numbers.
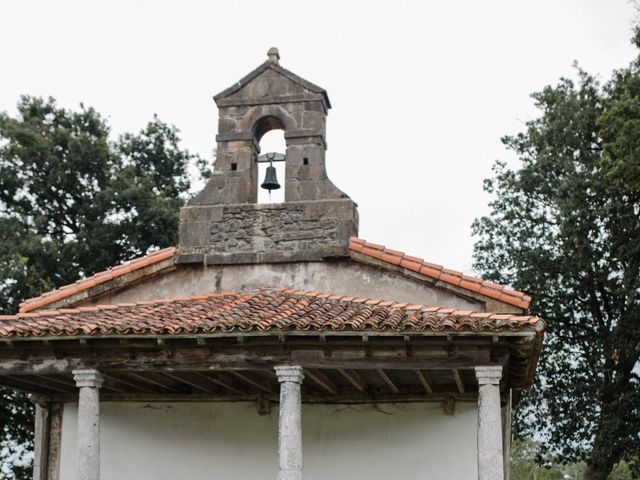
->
59, 401, 478, 480
81, 261, 488, 312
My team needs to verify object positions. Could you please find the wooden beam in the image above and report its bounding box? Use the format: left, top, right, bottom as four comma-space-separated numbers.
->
121, 372, 180, 393
0, 345, 503, 374
376, 369, 400, 394
74, 392, 478, 404
337, 369, 367, 393
32, 374, 121, 394
162, 372, 214, 394
191, 372, 246, 395
229, 371, 276, 393
1, 375, 69, 393
34, 375, 74, 389
452, 369, 465, 394
305, 369, 338, 395
414, 369, 433, 394
104, 374, 155, 393
443, 396, 456, 415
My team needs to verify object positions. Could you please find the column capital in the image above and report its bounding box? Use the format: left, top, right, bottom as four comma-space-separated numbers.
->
73, 369, 104, 389
475, 366, 503, 386
275, 365, 305, 384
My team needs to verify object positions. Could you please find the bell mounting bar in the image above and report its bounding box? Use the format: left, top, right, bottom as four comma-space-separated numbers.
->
257, 152, 286, 163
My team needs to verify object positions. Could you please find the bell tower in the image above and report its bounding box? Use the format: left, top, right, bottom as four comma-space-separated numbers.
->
179, 48, 359, 264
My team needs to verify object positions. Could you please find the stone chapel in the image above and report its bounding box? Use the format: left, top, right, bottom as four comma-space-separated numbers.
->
0, 48, 545, 480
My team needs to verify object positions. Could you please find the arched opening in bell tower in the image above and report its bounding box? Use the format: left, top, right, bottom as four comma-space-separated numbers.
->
254, 116, 287, 204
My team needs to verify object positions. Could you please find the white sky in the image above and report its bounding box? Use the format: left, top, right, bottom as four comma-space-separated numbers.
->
1, 0, 637, 274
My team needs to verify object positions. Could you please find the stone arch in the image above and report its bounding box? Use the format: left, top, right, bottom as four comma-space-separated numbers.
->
253, 116, 286, 143
240, 105, 297, 137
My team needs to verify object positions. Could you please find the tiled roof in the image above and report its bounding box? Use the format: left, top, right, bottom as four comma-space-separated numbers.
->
18, 247, 178, 313
349, 238, 531, 310
0, 289, 545, 339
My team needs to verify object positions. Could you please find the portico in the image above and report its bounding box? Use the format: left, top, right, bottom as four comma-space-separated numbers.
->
0, 287, 542, 480
50, 362, 507, 480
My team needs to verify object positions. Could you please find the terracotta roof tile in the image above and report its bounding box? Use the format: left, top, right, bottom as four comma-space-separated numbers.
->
349, 238, 531, 310
0, 289, 545, 339
18, 247, 178, 314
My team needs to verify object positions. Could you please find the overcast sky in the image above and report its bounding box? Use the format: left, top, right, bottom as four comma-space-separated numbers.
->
1, 0, 637, 274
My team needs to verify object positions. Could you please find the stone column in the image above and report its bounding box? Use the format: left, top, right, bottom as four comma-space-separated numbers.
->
32, 399, 50, 480
73, 369, 103, 480
502, 390, 513, 480
475, 366, 504, 480
274, 365, 305, 480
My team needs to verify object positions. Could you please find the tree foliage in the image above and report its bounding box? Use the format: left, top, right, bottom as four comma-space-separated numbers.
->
0, 96, 198, 478
473, 34, 640, 480
510, 440, 636, 480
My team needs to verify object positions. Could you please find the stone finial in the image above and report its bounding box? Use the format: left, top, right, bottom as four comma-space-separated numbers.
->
267, 47, 280, 65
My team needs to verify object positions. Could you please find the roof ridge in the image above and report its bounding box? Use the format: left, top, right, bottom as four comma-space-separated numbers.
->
18, 246, 179, 313
348, 238, 531, 310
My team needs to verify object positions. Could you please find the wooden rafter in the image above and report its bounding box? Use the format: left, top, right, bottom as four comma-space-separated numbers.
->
305, 369, 338, 395
191, 372, 245, 395
376, 369, 400, 394
229, 371, 276, 394
337, 369, 367, 393
36, 375, 74, 389
105, 374, 155, 393
1, 375, 69, 393
162, 372, 214, 394
414, 369, 433, 394
122, 372, 180, 393
452, 369, 465, 394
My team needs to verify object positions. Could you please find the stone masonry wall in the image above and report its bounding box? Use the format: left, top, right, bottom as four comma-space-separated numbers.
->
179, 199, 358, 264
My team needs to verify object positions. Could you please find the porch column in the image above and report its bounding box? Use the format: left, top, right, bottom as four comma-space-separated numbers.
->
72, 369, 103, 480
32, 399, 50, 480
475, 366, 504, 480
274, 365, 305, 480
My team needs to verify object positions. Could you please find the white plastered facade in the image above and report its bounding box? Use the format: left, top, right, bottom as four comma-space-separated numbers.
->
59, 401, 478, 480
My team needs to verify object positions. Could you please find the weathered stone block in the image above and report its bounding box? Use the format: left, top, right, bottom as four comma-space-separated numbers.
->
179, 199, 358, 264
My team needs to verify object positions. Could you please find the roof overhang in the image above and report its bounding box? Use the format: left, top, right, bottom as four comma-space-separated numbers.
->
0, 289, 544, 404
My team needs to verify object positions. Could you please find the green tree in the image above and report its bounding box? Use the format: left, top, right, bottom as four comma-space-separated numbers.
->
473, 32, 640, 480
510, 439, 637, 480
511, 439, 564, 480
0, 96, 199, 478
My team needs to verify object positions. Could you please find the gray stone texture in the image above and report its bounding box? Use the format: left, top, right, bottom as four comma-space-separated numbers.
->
275, 366, 305, 480
32, 401, 49, 480
73, 369, 103, 480
181, 50, 357, 264
180, 199, 358, 263
475, 366, 505, 480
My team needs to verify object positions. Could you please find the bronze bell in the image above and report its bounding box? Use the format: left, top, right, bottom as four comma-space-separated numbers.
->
260, 163, 281, 192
